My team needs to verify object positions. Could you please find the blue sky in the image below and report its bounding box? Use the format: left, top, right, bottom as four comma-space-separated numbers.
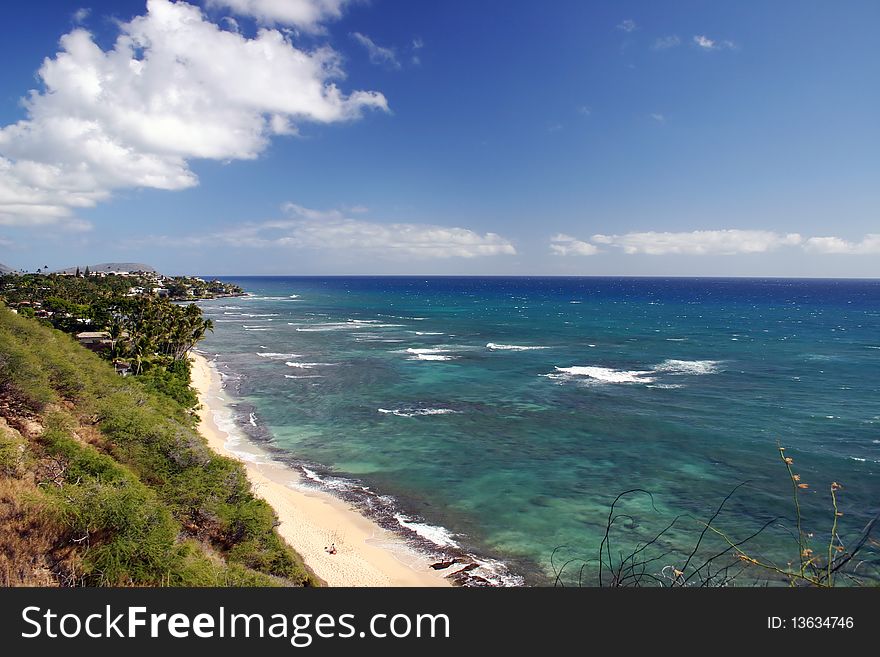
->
0, 0, 878, 276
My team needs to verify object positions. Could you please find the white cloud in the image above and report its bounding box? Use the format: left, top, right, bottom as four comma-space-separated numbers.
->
804, 234, 880, 254
652, 35, 681, 50
72, 8, 91, 24
553, 229, 880, 257
577, 105, 592, 116
693, 35, 736, 51
617, 19, 637, 33
592, 230, 802, 255
550, 233, 600, 256
206, 0, 354, 32
0, 0, 387, 227
351, 32, 401, 70
153, 204, 517, 259
650, 113, 666, 123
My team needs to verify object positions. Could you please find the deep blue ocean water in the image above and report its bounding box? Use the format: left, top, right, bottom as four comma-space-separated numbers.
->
196, 277, 880, 585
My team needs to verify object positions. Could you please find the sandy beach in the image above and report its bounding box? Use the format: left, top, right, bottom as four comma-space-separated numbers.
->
190, 352, 451, 587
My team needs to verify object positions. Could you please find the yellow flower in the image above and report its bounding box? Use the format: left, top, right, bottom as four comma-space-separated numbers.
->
792, 474, 801, 482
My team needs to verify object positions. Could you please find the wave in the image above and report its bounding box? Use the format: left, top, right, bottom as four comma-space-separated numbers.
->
243, 327, 271, 331
486, 342, 548, 351
257, 352, 301, 359
414, 331, 445, 336
285, 361, 334, 369
402, 348, 455, 361
394, 513, 459, 548
653, 359, 721, 375
550, 366, 655, 384
294, 321, 405, 332
248, 412, 258, 427
378, 408, 461, 418
547, 358, 722, 386
410, 354, 454, 361
284, 374, 324, 379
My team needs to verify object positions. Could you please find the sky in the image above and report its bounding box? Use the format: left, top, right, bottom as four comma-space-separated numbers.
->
0, 0, 878, 276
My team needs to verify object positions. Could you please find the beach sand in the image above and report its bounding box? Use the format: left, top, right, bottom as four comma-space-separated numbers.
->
190, 352, 451, 587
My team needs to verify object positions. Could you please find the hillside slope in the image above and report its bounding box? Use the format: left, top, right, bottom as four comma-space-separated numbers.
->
0, 305, 318, 587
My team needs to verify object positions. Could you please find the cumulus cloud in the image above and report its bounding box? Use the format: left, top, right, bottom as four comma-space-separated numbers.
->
0, 0, 387, 227
693, 35, 736, 51
652, 35, 681, 50
72, 8, 91, 24
617, 19, 637, 33
592, 230, 802, 255
551, 230, 805, 256
549, 233, 599, 256
804, 234, 880, 254
351, 32, 401, 70
205, 0, 354, 32
151, 203, 517, 258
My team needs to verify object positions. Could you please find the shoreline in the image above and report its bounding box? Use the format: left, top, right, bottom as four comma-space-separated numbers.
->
190, 352, 452, 587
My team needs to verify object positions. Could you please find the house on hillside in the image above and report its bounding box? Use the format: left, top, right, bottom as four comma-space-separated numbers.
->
75, 331, 112, 351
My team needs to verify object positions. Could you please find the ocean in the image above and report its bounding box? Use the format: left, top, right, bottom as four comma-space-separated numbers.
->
195, 277, 880, 585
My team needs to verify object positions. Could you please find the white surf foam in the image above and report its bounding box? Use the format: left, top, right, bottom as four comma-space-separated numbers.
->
653, 359, 721, 375
551, 366, 656, 384
486, 342, 548, 351
393, 513, 460, 548
285, 361, 334, 369
378, 408, 461, 418
257, 352, 301, 359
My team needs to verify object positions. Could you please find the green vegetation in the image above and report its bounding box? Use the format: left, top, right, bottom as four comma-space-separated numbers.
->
0, 269, 241, 406
0, 304, 318, 587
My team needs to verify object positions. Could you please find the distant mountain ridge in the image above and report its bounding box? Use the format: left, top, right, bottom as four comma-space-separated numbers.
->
54, 262, 157, 274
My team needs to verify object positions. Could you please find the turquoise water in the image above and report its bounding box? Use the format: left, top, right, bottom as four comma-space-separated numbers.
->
197, 277, 880, 585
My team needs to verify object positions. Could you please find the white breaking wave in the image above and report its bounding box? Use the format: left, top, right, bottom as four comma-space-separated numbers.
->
257, 352, 301, 359
285, 362, 335, 369
294, 321, 405, 332
653, 359, 721, 375
410, 354, 454, 361
394, 514, 460, 548
414, 331, 445, 336
486, 342, 548, 351
243, 327, 271, 331
403, 347, 456, 361
378, 408, 461, 418
550, 366, 656, 384
248, 412, 258, 427
547, 358, 722, 386
284, 374, 324, 379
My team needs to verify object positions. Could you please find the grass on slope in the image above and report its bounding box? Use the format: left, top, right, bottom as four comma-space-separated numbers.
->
0, 304, 318, 587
